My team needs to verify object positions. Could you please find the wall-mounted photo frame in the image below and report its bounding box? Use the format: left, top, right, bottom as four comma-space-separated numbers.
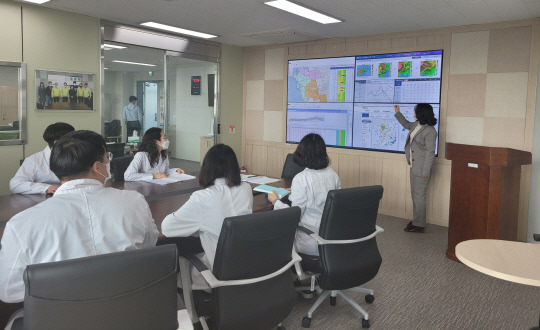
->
35, 69, 95, 111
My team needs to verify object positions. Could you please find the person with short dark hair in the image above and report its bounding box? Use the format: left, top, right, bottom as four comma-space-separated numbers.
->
82, 83, 92, 107
0, 130, 159, 303
76, 82, 84, 105
51, 82, 61, 103
123, 95, 143, 142
394, 103, 438, 233
37, 82, 46, 108
68, 85, 76, 103
161, 144, 252, 289
10, 122, 74, 195
268, 133, 341, 256
61, 82, 69, 102
124, 127, 184, 181
45, 81, 52, 107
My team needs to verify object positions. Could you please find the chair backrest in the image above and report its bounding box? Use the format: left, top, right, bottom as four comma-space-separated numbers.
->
106, 119, 121, 137
281, 153, 305, 179
22, 245, 179, 330
318, 185, 384, 290
211, 207, 301, 330
110, 155, 133, 181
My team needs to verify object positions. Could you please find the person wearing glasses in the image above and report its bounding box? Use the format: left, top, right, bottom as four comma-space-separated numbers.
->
124, 127, 184, 181
0, 130, 159, 304
10, 122, 74, 195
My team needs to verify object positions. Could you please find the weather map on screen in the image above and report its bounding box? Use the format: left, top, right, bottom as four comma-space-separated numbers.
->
287, 50, 443, 155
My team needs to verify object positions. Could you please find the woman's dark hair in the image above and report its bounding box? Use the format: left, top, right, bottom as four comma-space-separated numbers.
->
415, 103, 437, 126
50, 130, 106, 180
199, 144, 241, 188
293, 133, 329, 170
43, 122, 75, 147
139, 127, 166, 167
39, 82, 44, 87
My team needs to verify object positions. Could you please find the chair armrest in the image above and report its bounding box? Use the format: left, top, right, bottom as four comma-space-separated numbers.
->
304, 225, 385, 245
297, 225, 315, 235
185, 251, 302, 289
184, 253, 209, 272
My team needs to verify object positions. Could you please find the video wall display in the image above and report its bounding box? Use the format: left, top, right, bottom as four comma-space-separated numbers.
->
286, 50, 442, 155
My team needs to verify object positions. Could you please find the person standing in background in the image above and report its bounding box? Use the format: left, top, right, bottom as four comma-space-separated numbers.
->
82, 82, 92, 107
37, 82, 46, 108
51, 82, 61, 103
394, 104, 437, 233
61, 82, 69, 102
123, 96, 143, 142
69, 85, 76, 103
45, 81, 52, 107
76, 82, 84, 106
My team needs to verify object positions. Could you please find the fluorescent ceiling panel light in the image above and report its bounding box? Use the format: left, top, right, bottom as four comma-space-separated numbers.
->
112, 60, 156, 67
264, 0, 341, 24
103, 44, 127, 50
140, 22, 217, 39
22, 0, 50, 4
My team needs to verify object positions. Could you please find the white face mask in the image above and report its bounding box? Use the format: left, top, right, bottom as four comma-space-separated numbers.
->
97, 161, 112, 183
161, 140, 170, 150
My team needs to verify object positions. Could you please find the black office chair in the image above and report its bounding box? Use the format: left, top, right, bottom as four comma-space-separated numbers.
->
295, 186, 384, 329
11, 245, 179, 330
179, 207, 302, 330
281, 153, 305, 179
110, 155, 134, 181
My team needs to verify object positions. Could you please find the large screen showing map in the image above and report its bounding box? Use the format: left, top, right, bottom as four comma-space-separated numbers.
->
287, 50, 442, 154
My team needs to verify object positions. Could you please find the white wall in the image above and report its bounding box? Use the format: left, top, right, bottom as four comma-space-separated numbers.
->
528, 55, 540, 243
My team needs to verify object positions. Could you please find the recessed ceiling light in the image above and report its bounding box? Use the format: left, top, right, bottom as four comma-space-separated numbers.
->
264, 0, 341, 24
22, 0, 50, 4
140, 22, 217, 39
103, 44, 127, 50
112, 60, 156, 67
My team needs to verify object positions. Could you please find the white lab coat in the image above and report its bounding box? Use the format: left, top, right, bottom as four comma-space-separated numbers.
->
161, 178, 253, 289
9, 146, 59, 194
124, 151, 179, 181
0, 179, 159, 303
274, 167, 341, 256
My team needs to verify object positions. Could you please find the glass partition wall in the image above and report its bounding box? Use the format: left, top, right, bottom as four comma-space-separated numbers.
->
102, 43, 217, 167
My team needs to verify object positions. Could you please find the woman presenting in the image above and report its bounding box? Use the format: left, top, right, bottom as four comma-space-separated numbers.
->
394, 104, 437, 233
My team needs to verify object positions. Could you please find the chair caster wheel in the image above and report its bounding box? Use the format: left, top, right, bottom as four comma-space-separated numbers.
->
330, 296, 336, 306
365, 294, 374, 304
302, 316, 311, 328
362, 318, 370, 328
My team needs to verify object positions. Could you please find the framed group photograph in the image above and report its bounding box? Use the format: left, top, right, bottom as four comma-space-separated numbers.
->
35, 69, 95, 111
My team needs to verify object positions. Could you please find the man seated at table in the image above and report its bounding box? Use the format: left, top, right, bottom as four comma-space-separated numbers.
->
0, 130, 159, 303
9, 122, 74, 195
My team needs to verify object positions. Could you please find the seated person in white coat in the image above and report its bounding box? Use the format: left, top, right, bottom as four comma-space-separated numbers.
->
9, 122, 74, 195
124, 127, 184, 181
268, 133, 341, 256
161, 144, 253, 290
0, 130, 159, 304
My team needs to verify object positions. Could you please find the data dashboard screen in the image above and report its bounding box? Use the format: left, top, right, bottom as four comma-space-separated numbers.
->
286, 50, 442, 154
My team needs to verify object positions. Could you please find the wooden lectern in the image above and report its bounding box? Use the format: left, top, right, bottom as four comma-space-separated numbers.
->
445, 143, 531, 261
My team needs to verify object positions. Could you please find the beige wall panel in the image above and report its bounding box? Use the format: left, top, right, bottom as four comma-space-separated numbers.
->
245, 80, 264, 111
345, 39, 367, 53
358, 156, 383, 188
265, 48, 285, 80
263, 80, 284, 111
288, 45, 306, 57
325, 42, 346, 54
391, 37, 417, 49
0, 2, 22, 62
483, 117, 525, 149
245, 49, 265, 80
306, 44, 325, 56
487, 26, 531, 73
263, 111, 283, 143
266, 146, 284, 179
338, 154, 360, 189
0, 146, 23, 195
518, 165, 531, 241
446, 116, 484, 145
244, 143, 253, 172
450, 31, 489, 74
327, 152, 339, 174
484, 72, 528, 118
251, 144, 268, 175
426, 163, 451, 226
22, 6, 101, 156
416, 34, 445, 48
367, 39, 392, 50
245, 110, 264, 140
380, 159, 408, 215
446, 74, 487, 117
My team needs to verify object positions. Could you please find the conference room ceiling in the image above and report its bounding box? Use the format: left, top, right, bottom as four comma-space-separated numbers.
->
43, 0, 540, 46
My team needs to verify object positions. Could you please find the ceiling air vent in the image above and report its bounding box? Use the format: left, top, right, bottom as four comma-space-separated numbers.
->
241, 29, 319, 44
